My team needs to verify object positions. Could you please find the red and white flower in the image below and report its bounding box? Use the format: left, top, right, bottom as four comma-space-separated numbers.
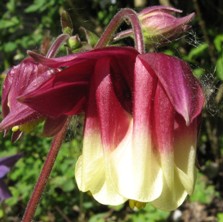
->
18, 46, 204, 210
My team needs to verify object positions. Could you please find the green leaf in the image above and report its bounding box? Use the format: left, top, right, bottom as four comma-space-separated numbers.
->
217, 213, 223, 222
0, 17, 20, 29
61, 179, 75, 192
25, 0, 47, 13
193, 68, 205, 78
0, 208, 4, 218
216, 53, 223, 80
190, 173, 218, 204
80, 27, 99, 47
129, 204, 170, 222
214, 34, 223, 52
89, 213, 107, 222
3, 42, 17, 53
188, 43, 208, 60
6, 0, 16, 12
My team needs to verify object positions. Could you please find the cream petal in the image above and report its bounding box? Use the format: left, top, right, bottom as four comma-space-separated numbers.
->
151, 165, 188, 211
75, 132, 126, 205
174, 118, 197, 194
75, 133, 105, 193
150, 151, 188, 211
151, 119, 197, 211
109, 121, 163, 202
92, 173, 127, 205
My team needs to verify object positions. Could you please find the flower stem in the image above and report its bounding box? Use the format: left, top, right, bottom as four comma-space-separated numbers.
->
46, 34, 70, 58
95, 8, 145, 54
22, 118, 70, 222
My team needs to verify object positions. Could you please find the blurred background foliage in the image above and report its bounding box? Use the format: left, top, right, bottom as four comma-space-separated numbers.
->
0, 0, 223, 221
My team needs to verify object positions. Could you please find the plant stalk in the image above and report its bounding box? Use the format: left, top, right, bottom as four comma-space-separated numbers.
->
95, 8, 145, 54
22, 118, 70, 222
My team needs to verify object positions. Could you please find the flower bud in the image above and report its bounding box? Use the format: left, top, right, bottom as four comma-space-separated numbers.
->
68, 35, 82, 51
80, 27, 99, 48
138, 6, 194, 45
60, 10, 73, 35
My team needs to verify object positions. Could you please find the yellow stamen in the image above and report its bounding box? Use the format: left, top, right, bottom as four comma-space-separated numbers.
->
11, 118, 44, 134
129, 200, 147, 211
19, 119, 43, 133
12, 126, 20, 132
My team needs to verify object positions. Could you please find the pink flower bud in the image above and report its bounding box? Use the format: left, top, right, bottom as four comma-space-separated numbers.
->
138, 6, 194, 45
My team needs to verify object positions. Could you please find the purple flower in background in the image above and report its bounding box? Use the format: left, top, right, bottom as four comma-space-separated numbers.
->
0, 154, 22, 202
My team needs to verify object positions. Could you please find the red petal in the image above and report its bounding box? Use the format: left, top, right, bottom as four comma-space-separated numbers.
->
21, 47, 138, 118
43, 115, 68, 136
133, 57, 157, 132
19, 60, 95, 117
0, 106, 40, 131
152, 82, 175, 152
95, 57, 130, 150
19, 81, 88, 117
138, 53, 204, 125
28, 46, 138, 68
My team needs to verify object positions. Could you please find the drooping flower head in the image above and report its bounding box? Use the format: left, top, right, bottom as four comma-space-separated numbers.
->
19, 46, 204, 210
0, 34, 69, 140
0, 154, 22, 202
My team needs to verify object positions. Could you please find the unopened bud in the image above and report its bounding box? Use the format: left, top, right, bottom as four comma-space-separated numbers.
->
138, 6, 194, 45
80, 27, 99, 47
114, 6, 194, 47
60, 10, 73, 35
68, 35, 82, 51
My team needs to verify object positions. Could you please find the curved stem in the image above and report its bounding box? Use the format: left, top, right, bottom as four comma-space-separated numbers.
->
95, 8, 145, 54
46, 34, 70, 58
22, 118, 70, 222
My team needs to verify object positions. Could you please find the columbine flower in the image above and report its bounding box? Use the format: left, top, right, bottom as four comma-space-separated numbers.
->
19, 46, 204, 210
0, 154, 22, 202
114, 6, 194, 46
0, 34, 69, 140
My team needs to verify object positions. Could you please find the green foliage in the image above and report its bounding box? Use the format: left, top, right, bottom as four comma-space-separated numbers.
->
190, 173, 219, 204
97, 4, 118, 26
127, 205, 170, 222
0, 0, 64, 71
216, 54, 223, 80
218, 213, 223, 222
187, 43, 208, 61
214, 34, 223, 79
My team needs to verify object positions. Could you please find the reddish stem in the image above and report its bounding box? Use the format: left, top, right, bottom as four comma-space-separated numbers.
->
95, 8, 145, 54
22, 118, 70, 222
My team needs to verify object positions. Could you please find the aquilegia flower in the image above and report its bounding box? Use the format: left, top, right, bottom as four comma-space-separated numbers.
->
0, 34, 69, 140
19, 46, 204, 210
0, 153, 22, 202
